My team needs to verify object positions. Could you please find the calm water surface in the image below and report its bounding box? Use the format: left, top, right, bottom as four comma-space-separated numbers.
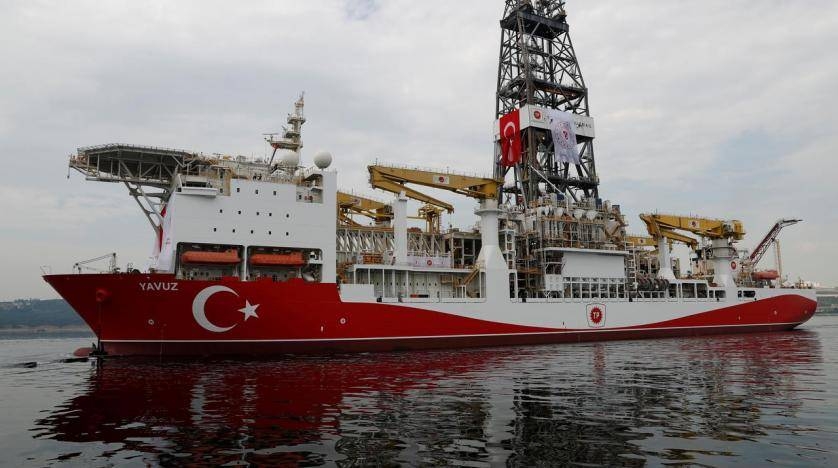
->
2, 317, 837, 467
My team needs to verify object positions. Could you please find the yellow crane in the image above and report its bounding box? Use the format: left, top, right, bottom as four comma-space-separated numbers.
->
626, 235, 656, 248
640, 214, 745, 243
367, 164, 502, 212
336, 191, 392, 226
639, 213, 745, 282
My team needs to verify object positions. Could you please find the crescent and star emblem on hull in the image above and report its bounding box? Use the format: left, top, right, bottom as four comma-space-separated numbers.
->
192, 285, 260, 333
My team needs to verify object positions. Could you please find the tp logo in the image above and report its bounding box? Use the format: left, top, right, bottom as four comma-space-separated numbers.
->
586, 303, 606, 328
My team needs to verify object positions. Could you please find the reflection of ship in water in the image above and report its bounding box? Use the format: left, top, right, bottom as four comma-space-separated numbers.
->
35, 330, 822, 466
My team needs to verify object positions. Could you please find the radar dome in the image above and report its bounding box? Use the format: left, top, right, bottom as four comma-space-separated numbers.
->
278, 150, 299, 167
313, 151, 333, 169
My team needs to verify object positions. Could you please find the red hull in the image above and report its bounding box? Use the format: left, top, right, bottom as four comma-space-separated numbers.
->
43, 274, 817, 356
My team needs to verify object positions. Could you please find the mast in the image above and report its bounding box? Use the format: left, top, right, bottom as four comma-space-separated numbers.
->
495, 0, 598, 204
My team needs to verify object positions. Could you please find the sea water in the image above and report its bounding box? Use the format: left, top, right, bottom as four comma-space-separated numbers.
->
1, 317, 837, 467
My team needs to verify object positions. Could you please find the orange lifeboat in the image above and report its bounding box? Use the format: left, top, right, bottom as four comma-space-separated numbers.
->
181, 249, 241, 265
752, 270, 780, 281
250, 252, 306, 267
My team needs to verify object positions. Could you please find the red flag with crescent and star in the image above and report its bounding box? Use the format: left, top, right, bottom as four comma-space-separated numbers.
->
499, 109, 521, 167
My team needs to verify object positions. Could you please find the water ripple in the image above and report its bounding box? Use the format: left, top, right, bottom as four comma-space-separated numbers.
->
1, 318, 837, 466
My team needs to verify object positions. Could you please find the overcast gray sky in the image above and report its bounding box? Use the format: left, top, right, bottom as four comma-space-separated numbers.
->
1, 0, 837, 300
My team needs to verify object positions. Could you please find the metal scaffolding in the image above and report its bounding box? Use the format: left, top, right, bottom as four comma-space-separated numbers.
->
495, 0, 598, 204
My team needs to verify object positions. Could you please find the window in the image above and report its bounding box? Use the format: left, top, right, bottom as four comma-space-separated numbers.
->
286, 232, 289, 236
219, 209, 223, 213
273, 191, 277, 196
236, 188, 240, 193
256, 212, 260, 216
232, 229, 236, 233
255, 189, 259, 194
250, 230, 254, 234
269, 213, 273, 217
286, 214, 290, 218
213, 228, 217, 232
268, 231, 272, 235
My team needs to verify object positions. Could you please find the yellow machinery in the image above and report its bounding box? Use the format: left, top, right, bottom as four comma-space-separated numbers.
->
368, 164, 502, 211
626, 235, 656, 248
640, 214, 745, 243
411, 204, 445, 235
639, 213, 745, 283
336, 191, 392, 226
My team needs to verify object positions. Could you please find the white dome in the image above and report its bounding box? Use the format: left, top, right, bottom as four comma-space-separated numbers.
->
313, 151, 333, 169
278, 150, 299, 167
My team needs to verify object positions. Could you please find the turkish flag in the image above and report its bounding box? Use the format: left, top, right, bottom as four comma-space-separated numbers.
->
499, 109, 522, 167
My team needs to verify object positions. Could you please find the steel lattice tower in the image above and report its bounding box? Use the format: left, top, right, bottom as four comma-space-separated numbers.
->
495, 0, 598, 204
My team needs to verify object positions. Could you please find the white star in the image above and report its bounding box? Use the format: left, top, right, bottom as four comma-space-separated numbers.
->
238, 300, 260, 321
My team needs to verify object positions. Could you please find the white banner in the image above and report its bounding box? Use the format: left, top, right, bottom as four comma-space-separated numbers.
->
548, 109, 581, 165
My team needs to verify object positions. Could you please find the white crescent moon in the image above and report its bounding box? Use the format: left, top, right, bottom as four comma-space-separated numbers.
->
192, 285, 239, 333
503, 121, 517, 138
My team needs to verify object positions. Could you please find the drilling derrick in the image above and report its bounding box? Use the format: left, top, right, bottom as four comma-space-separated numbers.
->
495, 0, 598, 204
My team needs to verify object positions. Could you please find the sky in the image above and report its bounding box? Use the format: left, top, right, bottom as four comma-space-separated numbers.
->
1, 0, 837, 300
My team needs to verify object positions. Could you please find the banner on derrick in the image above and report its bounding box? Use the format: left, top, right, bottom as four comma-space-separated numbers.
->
548, 109, 580, 165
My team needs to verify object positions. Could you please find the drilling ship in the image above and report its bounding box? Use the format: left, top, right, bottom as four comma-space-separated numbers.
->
44, 1, 817, 356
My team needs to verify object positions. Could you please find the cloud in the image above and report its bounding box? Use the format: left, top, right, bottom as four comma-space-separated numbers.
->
344, 0, 380, 20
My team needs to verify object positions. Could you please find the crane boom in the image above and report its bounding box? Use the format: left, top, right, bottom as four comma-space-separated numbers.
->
368, 165, 502, 213
640, 214, 745, 241
336, 191, 392, 225
749, 218, 801, 267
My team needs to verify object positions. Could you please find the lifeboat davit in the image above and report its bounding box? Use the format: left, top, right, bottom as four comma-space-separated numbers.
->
181, 249, 241, 265
752, 270, 780, 281
250, 252, 306, 267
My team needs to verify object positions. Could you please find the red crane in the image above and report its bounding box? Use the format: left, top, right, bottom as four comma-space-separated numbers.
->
748, 218, 801, 268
